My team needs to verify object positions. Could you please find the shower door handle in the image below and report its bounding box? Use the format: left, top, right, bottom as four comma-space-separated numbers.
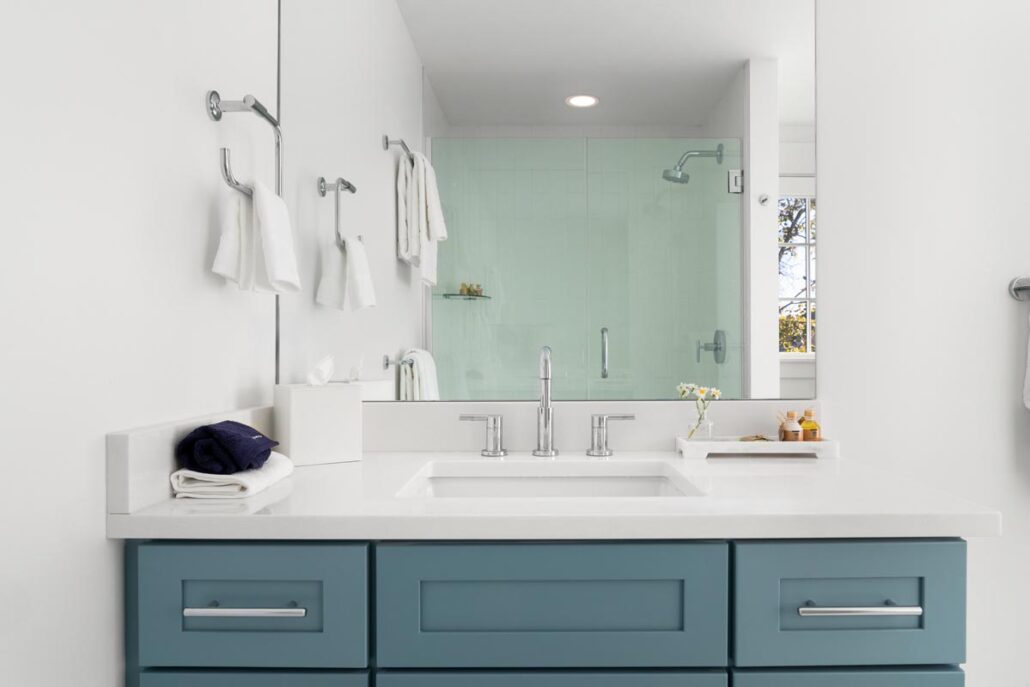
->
601, 327, 609, 379
696, 329, 728, 364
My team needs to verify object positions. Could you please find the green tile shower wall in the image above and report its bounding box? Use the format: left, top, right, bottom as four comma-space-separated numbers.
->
431, 138, 743, 401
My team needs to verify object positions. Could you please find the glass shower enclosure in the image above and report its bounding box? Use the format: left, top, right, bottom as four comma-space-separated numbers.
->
430, 137, 743, 400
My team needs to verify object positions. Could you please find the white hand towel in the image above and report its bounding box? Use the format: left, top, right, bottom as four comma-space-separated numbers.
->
396, 157, 420, 266
170, 451, 294, 499
400, 349, 440, 401
316, 237, 377, 311
253, 181, 301, 293
1023, 314, 1030, 409
212, 184, 301, 294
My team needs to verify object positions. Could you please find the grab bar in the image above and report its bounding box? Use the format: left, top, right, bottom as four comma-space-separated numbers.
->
601, 327, 609, 379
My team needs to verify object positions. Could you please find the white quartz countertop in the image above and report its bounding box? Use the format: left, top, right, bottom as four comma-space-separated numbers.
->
106, 452, 1002, 540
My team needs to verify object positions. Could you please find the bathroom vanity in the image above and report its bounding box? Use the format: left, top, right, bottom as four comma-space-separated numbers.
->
111, 447, 999, 686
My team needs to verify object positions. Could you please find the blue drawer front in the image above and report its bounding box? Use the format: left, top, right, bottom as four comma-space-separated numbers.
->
132, 543, 368, 668
139, 671, 368, 687
377, 671, 727, 687
733, 668, 963, 686
734, 540, 965, 667
376, 543, 728, 668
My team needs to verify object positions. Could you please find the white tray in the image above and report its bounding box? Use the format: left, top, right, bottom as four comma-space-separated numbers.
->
677, 437, 840, 459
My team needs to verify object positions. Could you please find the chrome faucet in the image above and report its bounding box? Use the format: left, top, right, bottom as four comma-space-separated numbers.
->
533, 346, 558, 457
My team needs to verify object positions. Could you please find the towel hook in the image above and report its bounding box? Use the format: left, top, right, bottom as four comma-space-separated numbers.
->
220, 148, 253, 196
318, 176, 358, 247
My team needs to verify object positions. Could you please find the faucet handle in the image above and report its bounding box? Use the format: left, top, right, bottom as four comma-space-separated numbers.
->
460, 414, 507, 457
587, 413, 635, 457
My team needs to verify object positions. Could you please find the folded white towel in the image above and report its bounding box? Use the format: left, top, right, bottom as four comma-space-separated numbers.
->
212, 183, 301, 294
399, 348, 440, 401
170, 451, 294, 499
396, 157, 420, 266
316, 236, 377, 311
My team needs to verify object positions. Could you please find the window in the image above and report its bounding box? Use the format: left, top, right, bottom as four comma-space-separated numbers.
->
778, 192, 816, 353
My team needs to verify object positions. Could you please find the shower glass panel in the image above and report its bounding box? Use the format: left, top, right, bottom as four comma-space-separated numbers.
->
431, 138, 742, 401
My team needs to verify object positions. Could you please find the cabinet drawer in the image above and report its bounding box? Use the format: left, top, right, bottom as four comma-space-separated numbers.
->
377, 671, 727, 687
734, 540, 965, 667
376, 542, 728, 668
733, 667, 963, 686
129, 543, 368, 668
139, 671, 368, 687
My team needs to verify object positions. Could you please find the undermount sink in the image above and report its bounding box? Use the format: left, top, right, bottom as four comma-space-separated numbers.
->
396, 460, 705, 499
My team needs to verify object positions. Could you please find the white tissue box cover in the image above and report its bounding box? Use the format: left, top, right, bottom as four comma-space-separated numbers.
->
274, 384, 362, 465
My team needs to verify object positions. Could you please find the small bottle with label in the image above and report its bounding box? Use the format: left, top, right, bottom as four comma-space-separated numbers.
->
781, 411, 802, 442
800, 408, 821, 441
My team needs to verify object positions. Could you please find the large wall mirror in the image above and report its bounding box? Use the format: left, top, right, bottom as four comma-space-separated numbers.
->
278, 0, 815, 401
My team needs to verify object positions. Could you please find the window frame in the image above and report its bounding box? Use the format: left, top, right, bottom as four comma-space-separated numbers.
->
777, 176, 816, 356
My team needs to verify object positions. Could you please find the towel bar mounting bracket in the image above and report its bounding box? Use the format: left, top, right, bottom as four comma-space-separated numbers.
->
1010, 277, 1030, 301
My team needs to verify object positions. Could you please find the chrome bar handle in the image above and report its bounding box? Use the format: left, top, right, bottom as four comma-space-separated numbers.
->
601, 327, 609, 379
798, 604, 923, 617
460, 414, 507, 457
183, 607, 307, 618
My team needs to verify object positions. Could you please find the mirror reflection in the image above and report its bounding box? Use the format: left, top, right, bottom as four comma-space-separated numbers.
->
280, 0, 816, 401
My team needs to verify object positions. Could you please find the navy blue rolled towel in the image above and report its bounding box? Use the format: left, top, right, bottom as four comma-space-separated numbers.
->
175, 420, 279, 475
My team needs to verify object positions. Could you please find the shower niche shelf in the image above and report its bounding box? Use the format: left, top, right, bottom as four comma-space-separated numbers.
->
440, 293, 492, 301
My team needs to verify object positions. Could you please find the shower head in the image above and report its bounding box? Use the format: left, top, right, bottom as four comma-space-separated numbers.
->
662, 168, 690, 183
662, 143, 725, 184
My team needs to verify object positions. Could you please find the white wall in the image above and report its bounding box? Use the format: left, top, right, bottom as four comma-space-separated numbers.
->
0, 2, 277, 684
279, 0, 426, 386
817, 1, 1030, 684
743, 59, 782, 398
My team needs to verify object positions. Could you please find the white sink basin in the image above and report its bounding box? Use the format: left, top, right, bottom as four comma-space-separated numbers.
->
397, 460, 705, 499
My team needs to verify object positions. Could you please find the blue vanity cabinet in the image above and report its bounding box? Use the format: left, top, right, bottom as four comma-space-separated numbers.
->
734, 540, 966, 667
124, 539, 968, 685
377, 671, 727, 687
375, 542, 729, 668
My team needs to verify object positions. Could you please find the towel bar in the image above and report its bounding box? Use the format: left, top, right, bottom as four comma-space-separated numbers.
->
383, 134, 415, 161
219, 148, 252, 196
318, 176, 358, 247
207, 89, 284, 384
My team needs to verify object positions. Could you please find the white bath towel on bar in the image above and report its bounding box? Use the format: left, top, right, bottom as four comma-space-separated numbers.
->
400, 348, 440, 401
316, 237, 377, 311
170, 451, 294, 499
212, 181, 301, 293
412, 152, 448, 285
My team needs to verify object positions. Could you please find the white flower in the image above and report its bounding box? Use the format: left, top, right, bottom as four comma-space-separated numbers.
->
710, 388, 722, 400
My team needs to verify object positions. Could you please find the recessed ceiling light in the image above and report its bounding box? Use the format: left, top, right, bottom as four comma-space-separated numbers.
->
565, 94, 599, 108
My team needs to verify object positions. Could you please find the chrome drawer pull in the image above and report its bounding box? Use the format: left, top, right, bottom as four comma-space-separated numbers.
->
183, 607, 307, 618
798, 604, 923, 618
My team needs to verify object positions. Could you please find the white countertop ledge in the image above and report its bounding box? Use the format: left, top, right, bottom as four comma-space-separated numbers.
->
106, 452, 1002, 540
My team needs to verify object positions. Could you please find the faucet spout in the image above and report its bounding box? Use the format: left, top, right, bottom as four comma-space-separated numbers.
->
533, 346, 558, 457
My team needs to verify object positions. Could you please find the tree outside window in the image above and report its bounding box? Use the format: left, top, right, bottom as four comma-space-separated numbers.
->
778, 195, 816, 353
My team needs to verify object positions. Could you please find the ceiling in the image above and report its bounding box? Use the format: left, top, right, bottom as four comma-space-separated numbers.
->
396, 0, 815, 128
